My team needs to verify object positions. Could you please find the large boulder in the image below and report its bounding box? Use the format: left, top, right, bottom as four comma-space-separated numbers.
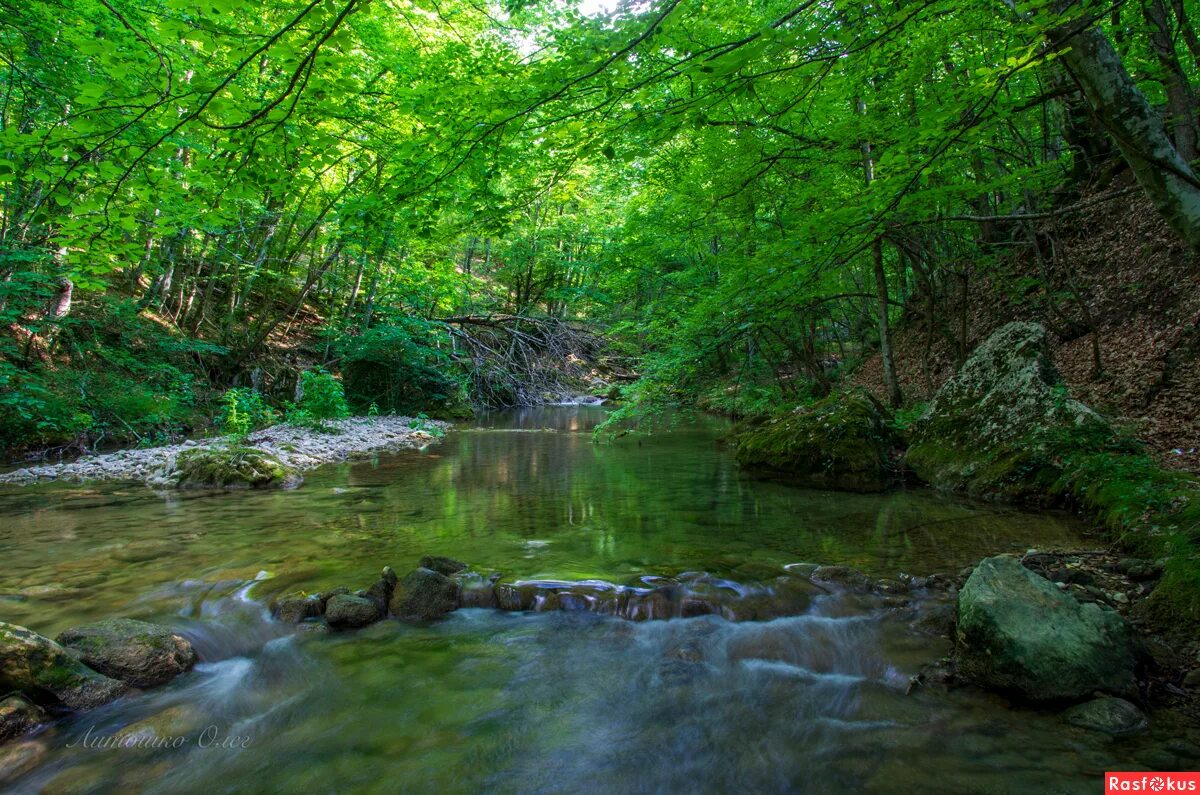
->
56, 618, 198, 688
906, 322, 1112, 500
169, 446, 298, 490
390, 567, 460, 622
955, 555, 1137, 701
733, 392, 900, 492
0, 622, 127, 710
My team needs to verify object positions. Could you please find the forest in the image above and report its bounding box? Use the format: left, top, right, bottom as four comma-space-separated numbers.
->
2, 0, 1200, 790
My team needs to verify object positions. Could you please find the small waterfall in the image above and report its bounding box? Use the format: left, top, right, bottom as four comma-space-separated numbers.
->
464, 570, 831, 622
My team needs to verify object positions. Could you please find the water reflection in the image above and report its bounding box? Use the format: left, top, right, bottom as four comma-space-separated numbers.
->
0, 406, 1083, 636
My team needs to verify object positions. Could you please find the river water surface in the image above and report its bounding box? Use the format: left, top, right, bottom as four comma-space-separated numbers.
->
0, 407, 1195, 793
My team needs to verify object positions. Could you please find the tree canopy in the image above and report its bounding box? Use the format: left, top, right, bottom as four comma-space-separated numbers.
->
1, 0, 1198, 447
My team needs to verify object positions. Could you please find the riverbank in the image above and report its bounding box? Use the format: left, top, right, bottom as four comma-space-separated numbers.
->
0, 416, 450, 487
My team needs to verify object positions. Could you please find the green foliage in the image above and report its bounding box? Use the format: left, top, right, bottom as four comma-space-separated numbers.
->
220, 388, 278, 439
332, 321, 466, 416
407, 413, 446, 438
286, 370, 350, 430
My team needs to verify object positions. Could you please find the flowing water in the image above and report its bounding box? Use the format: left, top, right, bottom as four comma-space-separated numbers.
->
0, 407, 1195, 793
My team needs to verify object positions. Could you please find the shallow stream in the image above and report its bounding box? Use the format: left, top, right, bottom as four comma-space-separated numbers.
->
0, 407, 1194, 793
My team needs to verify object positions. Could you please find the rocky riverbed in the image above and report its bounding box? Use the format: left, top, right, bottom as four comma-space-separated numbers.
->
0, 416, 450, 487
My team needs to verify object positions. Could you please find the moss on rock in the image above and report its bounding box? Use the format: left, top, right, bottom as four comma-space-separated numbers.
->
732, 391, 900, 492
170, 446, 298, 490
906, 322, 1114, 501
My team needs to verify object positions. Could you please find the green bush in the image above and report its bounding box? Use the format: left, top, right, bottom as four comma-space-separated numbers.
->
220, 388, 278, 439
286, 369, 350, 429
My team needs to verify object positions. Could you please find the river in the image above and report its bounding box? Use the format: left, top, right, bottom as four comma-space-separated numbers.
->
0, 407, 1194, 793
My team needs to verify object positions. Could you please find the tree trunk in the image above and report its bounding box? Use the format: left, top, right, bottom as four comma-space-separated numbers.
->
1144, 0, 1198, 164
873, 238, 903, 408
1049, 15, 1200, 249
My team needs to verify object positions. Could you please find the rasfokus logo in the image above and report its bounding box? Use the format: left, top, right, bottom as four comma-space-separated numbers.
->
1106, 773, 1200, 792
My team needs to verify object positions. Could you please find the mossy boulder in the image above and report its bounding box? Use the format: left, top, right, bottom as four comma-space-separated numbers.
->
956, 555, 1136, 702
0, 622, 127, 710
732, 392, 900, 492
906, 322, 1113, 501
390, 567, 460, 622
170, 446, 298, 490
56, 618, 197, 688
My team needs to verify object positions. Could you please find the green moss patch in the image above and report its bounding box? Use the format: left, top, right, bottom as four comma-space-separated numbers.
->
732, 391, 901, 492
171, 446, 296, 490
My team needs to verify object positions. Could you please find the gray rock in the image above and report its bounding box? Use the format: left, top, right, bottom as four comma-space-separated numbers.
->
955, 555, 1137, 701
57, 618, 198, 688
0, 696, 46, 743
0, 622, 127, 710
324, 594, 384, 629
906, 322, 1113, 500
390, 567, 460, 621
1062, 697, 1148, 736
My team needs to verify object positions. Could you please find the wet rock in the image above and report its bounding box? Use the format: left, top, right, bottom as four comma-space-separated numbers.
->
1183, 669, 1200, 689
0, 696, 45, 743
622, 587, 677, 621
318, 587, 350, 609
1062, 697, 1148, 736
458, 577, 498, 609
274, 594, 323, 624
955, 555, 1136, 701
0, 740, 46, 785
495, 582, 536, 611
56, 618, 198, 689
113, 704, 204, 745
325, 594, 384, 629
390, 567, 460, 621
906, 322, 1113, 500
732, 391, 901, 492
169, 446, 299, 490
363, 566, 399, 609
419, 556, 468, 577
911, 600, 956, 637
0, 622, 128, 710
811, 565, 873, 591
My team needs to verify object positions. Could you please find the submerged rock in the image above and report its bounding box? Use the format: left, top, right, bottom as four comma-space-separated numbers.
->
419, 556, 468, 577
0, 741, 46, 785
390, 567, 460, 622
325, 594, 384, 629
169, 446, 299, 490
955, 555, 1136, 701
0, 696, 45, 743
732, 391, 900, 492
1062, 697, 1148, 736
56, 618, 198, 688
0, 622, 127, 710
905, 322, 1113, 500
